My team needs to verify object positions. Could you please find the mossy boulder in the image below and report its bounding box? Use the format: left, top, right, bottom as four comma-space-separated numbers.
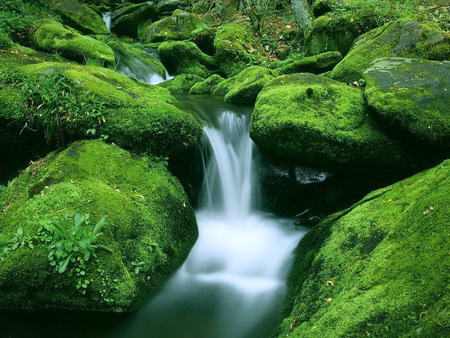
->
213, 66, 277, 104
277, 159, 450, 337
189, 74, 225, 95
32, 20, 115, 67
190, 26, 216, 55
330, 20, 450, 83
250, 73, 409, 168
158, 40, 216, 78
214, 22, 267, 77
0, 140, 198, 311
50, 0, 109, 35
139, 11, 209, 43
5, 61, 202, 156
158, 74, 204, 94
271, 51, 342, 75
157, 0, 188, 14
110, 2, 157, 38
364, 57, 450, 145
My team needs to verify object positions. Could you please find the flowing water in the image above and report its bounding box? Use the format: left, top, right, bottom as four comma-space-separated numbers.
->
127, 99, 307, 338
102, 12, 113, 31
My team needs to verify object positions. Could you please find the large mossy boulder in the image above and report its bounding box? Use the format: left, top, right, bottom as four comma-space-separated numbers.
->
277, 159, 450, 337
50, 0, 109, 34
158, 40, 216, 78
158, 74, 204, 94
213, 66, 277, 104
32, 20, 115, 67
330, 20, 450, 83
139, 11, 209, 43
214, 22, 266, 77
270, 51, 342, 75
189, 74, 225, 95
364, 57, 450, 145
157, 0, 188, 14
250, 73, 409, 168
110, 2, 157, 38
1, 61, 202, 156
0, 140, 198, 311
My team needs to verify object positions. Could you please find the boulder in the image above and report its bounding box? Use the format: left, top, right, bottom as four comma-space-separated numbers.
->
364, 57, 450, 145
271, 51, 342, 75
250, 73, 409, 168
189, 74, 225, 95
50, 0, 109, 34
110, 2, 157, 38
277, 159, 450, 337
158, 74, 204, 94
139, 11, 209, 43
213, 66, 277, 104
330, 20, 450, 83
32, 20, 115, 67
158, 40, 216, 78
214, 22, 267, 77
0, 140, 198, 311
157, 0, 188, 14
190, 26, 216, 55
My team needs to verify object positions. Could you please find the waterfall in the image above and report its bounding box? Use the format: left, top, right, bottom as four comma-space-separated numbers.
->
102, 12, 113, 31
127, 100, 307, 338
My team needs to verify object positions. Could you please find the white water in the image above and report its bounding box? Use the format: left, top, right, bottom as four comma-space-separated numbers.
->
128, 103, 307, 338
102, 12, 113, 31
115, 53, 171, 85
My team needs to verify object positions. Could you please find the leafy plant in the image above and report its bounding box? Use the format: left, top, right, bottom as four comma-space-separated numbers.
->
131, 260, 146, 275
46, 213, 112, 274
0, 227, 36, 261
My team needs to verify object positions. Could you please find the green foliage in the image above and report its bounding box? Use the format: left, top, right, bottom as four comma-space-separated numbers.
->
1, 66, 106, 145
0, 29, 12, 49
0, 228, 36, 262
46, 213, 111, 274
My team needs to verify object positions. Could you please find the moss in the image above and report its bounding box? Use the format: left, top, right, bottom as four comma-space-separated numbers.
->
189, 74, 225, 95
110, 2, 157, 38
213, 66, 277, 105
364, 57, 450, 145
0, 140, 198, 311
214, 22, 267, 77
158, 40, 216, 78
330, 20, 450, 83
274, 51, 343, 75
158, 74, 204, 94
190, 26, 216, 55
139, 11, 209, 43
0, 29, 12, 50
278, 159, 450, 337
32, 20, 115, 67
50, 0, 109, 35
250, 73, 409, 168
9, 61, 202, 156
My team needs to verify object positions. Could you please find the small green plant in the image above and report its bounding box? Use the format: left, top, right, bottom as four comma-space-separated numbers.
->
0, 227, 36, 261
46, 213, 112, 274
131, 260, 146, 275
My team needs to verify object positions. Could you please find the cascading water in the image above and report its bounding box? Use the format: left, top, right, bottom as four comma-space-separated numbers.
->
102, 12, 113, 31
127, 99, 307, 338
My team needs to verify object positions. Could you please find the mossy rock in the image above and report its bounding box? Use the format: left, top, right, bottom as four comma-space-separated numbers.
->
271, 51, 342, 75
0, 45, 65, 66
32, 20, 115, 67
190, 26, 216, 55
214, 22, 267, 77
213, 66, 277, 104
0, 140, 198, 312
330, 20, 450, 83
250, 73, 409, 168
158, 74, 204, 94
277, 159, 450, 337
158, 40, 216, 78
110, 2, 157, 38
6, 61, 202, 156
50, 0, 109, 35
189, 74, 225, 95
364, 57, 450, 145
139, 11, 209, 43
157, 0, 188, 14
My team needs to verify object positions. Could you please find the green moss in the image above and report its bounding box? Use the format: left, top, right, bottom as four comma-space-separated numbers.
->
0, 140, 198, 311
139, 11, 209, 43
278, 159, 450, 337
214, 22, 267, 77
189, 74, 225, 95
274, 51, 343, 75
364, 57, 450, 145
50, 0, 109, 35
190, 26, 216, 55
110, 2, 157, 38
0, 29, 12, 50
158, 40, 217, 78
250, 73, 409, 168
158, 74, 204, 94
213, 66, 277, 104
32, 20, 115, 67
330, 20, 450, 83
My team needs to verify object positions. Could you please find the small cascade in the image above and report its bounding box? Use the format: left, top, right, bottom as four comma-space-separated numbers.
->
102, 12, 113, 31
127, 100, 307, 338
